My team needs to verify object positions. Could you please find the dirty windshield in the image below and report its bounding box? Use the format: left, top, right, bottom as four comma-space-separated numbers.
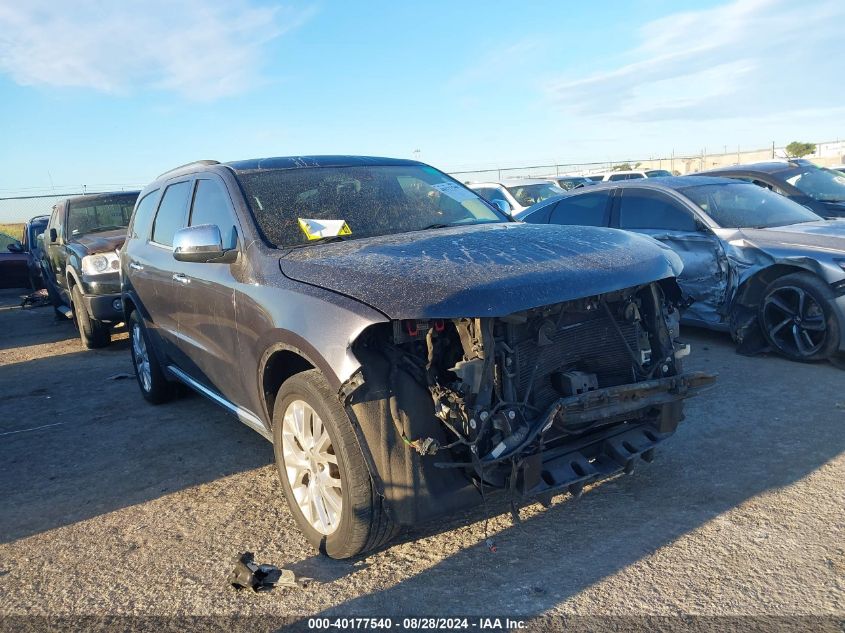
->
67, 194, 137, 238
237, 165, 506, 247
681, 182, 822, 229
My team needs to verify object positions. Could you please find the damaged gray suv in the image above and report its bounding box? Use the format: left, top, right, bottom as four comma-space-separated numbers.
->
122, 156, 713, 558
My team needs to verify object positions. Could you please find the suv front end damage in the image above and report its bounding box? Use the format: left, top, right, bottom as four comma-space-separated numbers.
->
343, 279, 715, 524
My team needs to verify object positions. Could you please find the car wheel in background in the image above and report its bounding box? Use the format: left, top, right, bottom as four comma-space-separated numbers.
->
70, 284, 110, 349
759, 272, 840, 362
272, 369, 396, 559
129, 310, 177, 404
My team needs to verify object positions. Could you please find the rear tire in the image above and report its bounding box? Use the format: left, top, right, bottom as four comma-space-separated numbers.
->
272, 369, 396, 559
758, 272, 840, 362
129, 310, 177, 404
71, 284, 110, 349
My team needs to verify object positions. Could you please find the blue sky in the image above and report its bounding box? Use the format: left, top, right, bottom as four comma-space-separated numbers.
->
0, 0, 843, 206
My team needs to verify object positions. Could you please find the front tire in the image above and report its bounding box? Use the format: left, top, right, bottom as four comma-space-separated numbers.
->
272, 369, 395, 559
129, 310, 177, 404
759, 272, 840, 362
71, 284, 110, 348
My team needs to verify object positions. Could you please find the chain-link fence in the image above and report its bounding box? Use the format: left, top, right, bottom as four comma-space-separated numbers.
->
446, 153, 717, 183
0, 193, 83, 222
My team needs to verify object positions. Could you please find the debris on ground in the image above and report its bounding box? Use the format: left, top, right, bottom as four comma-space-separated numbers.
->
106, 373, 133, 381
20, 289, 50, 309
228, 552, 309, 592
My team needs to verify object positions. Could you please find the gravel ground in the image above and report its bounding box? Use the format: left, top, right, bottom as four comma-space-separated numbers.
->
0, 287, 842, 630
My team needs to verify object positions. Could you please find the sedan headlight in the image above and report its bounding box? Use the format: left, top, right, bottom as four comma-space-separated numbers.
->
82, 252, 120, 275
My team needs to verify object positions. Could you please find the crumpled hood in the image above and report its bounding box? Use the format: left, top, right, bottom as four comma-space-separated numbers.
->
279, 223, 683, 319
740, 220, 845, 253
71, 229, 126, 254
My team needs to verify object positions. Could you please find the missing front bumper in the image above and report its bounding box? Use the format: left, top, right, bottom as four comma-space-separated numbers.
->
521, 422, 672, 497
518, 371, 717, 497
549, 371, 717, 429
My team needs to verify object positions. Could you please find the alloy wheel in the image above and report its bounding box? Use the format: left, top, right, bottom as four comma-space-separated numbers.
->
281, 399, 343, 535
132, 323, 152, 392
761, 285, 827, 357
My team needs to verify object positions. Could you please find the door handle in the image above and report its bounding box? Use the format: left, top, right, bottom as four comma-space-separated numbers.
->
129, 262, 143, 271
172, 273, 191, 285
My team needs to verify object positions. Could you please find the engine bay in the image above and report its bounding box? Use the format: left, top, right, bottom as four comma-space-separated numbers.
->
346, 280, 713, 500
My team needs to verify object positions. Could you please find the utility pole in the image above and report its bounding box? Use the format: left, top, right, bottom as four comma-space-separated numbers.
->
772, 141, 775, 159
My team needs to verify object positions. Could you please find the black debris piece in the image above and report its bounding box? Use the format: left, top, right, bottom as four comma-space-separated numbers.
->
20, 289, 50, 309
228, 552, 305, 592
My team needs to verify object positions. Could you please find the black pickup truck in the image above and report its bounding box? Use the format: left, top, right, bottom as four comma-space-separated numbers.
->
41, 191, 139, 347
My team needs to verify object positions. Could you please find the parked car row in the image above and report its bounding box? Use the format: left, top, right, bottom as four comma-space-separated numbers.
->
23, 155, 717, 558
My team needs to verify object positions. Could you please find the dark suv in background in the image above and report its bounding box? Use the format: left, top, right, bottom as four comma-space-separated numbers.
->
703, 159, 845, 218
42, 191, 139, 347
121, 155, 711, 558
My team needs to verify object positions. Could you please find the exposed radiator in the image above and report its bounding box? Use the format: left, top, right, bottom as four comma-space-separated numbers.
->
512, 310, 640, 410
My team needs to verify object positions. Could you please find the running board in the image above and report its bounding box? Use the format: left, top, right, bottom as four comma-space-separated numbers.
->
165, 365, 273, 442
57, 304, 72, 319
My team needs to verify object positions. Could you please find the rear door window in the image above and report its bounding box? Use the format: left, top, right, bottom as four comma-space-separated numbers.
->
618, 188, 697, 231
190, 179, 238, 249
550, 190, 611, 226
152, 181, 192, 246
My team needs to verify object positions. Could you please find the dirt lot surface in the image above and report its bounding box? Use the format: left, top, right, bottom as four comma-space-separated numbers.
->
0, 287, 843, 629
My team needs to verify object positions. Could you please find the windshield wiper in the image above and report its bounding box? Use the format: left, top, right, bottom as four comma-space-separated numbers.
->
283, 234, 348, 250
417, 220, 496, 231
420, 223, 454, 230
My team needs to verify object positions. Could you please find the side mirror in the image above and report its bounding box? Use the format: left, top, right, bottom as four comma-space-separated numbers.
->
49, 228, 58, 243
492, 199, 510, 214
173, 224, 237, 263
7, 241, 23, 253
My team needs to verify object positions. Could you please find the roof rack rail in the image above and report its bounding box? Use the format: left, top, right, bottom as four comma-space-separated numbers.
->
157, 160, 220, 179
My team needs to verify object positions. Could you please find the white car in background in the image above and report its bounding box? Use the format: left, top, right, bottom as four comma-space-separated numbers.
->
587, 169, 673, 182
467, 178, 565, 215
544, 175, 597, 191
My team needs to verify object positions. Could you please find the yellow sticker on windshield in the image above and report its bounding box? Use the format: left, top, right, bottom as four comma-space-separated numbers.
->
298, 218, 352, 240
